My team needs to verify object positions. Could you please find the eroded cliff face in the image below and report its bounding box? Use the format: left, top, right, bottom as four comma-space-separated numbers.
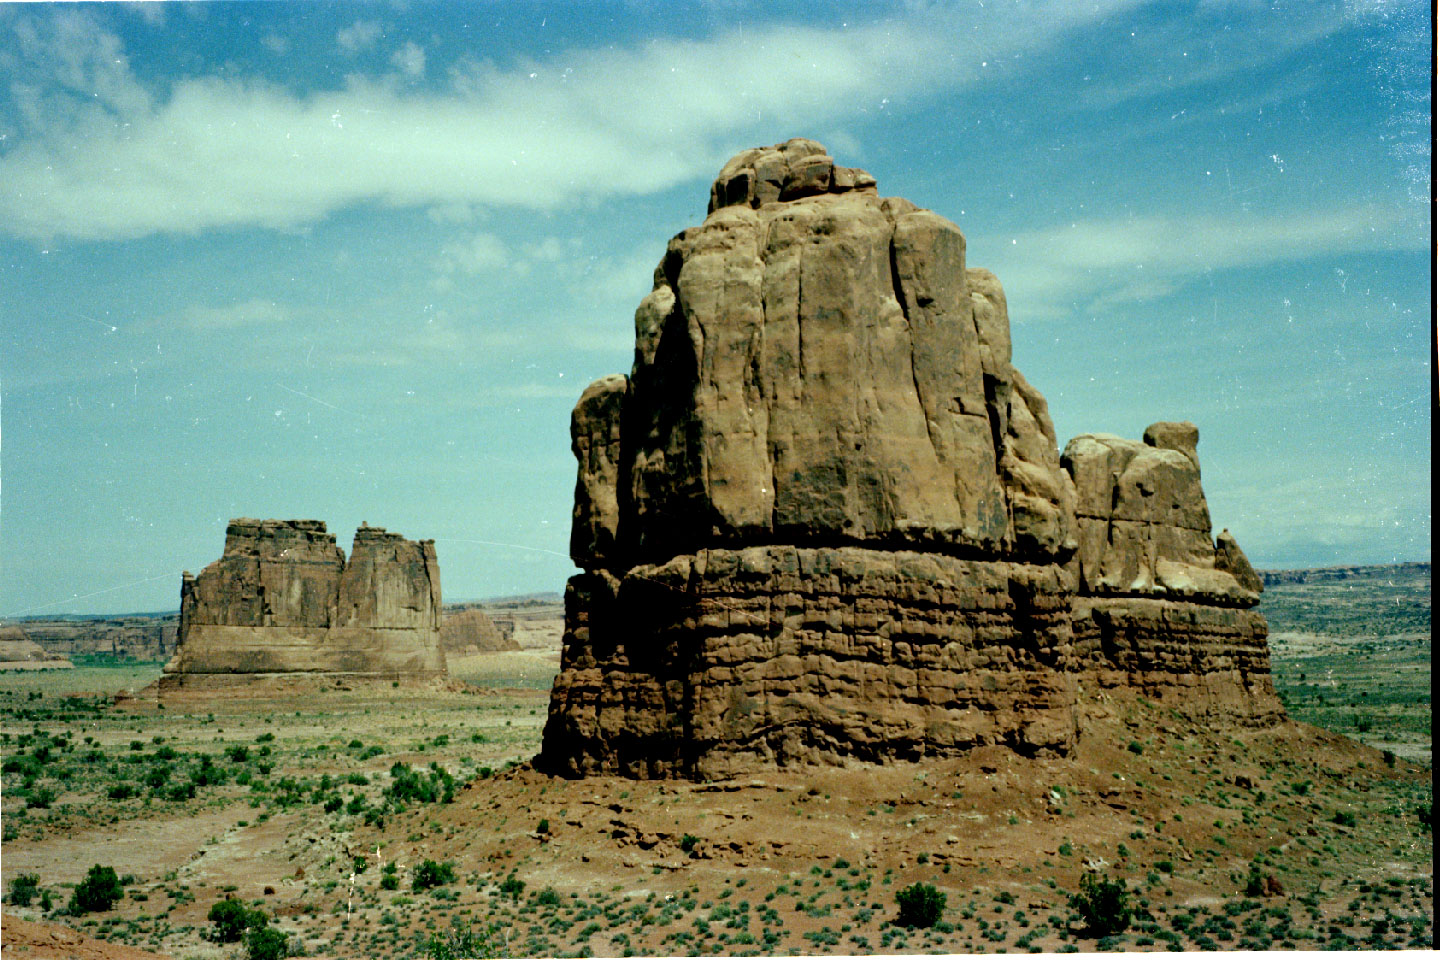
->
542, 139, 1279, 779
162, 519, 445, 688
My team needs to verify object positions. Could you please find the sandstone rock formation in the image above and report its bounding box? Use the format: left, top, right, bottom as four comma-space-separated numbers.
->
440, 606, 519, 655
540, 139, 1280, 779
160, 520, 445, 689
0, 624, 73, 669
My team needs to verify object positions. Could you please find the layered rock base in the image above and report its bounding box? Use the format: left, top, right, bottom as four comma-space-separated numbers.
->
540, 140, 1281, 778
545, 547, 1078, 779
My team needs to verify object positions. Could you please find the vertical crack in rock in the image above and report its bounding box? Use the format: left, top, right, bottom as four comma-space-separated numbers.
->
541, 139, 1282, 780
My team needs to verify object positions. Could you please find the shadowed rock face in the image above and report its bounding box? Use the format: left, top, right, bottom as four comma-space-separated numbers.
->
542, 139, 1279, 779
161, 519, 445, 687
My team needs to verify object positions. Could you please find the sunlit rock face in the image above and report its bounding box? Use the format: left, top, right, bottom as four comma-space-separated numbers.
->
160, 519, 445, 689
541, 139, 1279, 779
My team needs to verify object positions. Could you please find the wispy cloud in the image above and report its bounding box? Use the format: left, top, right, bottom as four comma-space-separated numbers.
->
391, 41, 425, 78
0, 2, 1143, 243
974, 202, 1430, 320
178, 298, 288, 329
336, 20, 380, 55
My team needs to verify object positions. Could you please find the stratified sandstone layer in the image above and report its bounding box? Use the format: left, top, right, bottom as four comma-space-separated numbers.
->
160, 519, 444, 689
541, 139, 1279, 779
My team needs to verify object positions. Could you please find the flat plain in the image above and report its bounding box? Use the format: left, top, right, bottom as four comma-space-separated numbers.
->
0, 568, 1430, 958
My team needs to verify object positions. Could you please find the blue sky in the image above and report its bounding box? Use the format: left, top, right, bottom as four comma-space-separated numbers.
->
0, 0, 1430, 616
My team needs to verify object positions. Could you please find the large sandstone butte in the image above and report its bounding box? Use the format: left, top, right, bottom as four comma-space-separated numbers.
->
159, 519, 445, 690
540, 139, 1281, 779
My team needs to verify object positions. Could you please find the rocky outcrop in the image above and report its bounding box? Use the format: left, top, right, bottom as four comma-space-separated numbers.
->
160, 520, 445, 688
440, 606, 518, 654
541, 139, 1280, 779
0, 624, 73, 669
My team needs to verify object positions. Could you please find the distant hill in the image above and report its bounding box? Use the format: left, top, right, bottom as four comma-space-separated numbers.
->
1257, 560, 1430, 586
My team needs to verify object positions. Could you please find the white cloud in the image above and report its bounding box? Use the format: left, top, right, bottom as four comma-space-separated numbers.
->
434, 232, 509, 276
0, 2, 1143, 243
178, 298, 288, 329
261, 34, 290, 56
391, 41, 426, 78
336, 20, 381, 54
973, 202, 1430, 321
124, 3, 166, 28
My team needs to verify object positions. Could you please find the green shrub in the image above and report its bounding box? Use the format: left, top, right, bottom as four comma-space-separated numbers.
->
536, 886, 561, 906
426, 918, 500, 960
1333, 811, 1357, 828
536, 818, 550, 834
680, 834, 700, 853
69, 865, 124, 914
895, 882, 947, 928
25, 786, 56, 809
413, 859, 457, 891
499, 873, 525, 901
1127, 740, 1144, 755
244, 923, 288, 960
380, 874, 400, 891
1069, 871, 1131, 936
208, 898, 266, 943
8, 873, 40, 907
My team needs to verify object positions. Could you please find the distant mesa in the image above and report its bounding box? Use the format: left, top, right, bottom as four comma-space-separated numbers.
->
6, 615, 177, 662
440, 605, 520, 655
0, 624, 73, 670
540, 138, 1280, 779
157, 518, 445, 692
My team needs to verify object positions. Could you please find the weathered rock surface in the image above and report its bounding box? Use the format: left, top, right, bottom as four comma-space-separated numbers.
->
161, 519, 445, 688
542, 139, 1280, 778
440, 606, 518, 654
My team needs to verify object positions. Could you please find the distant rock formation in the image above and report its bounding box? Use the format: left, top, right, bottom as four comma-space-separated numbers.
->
0, 624, 73, 669
440, 606, 519, 655
540, 139, 1280, 779
159, 519, 445, 690
15, 615, 177, 662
